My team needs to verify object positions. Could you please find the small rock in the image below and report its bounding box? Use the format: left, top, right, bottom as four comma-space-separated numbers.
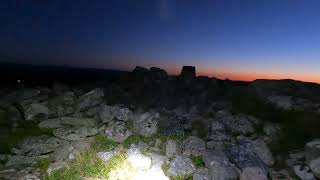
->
240, 167, 267, 180
150, 153, 169, 168
167, 155, 195, 177
133, 112, 158, 137
47, 161, 67, 175
166, 140, 179, 158
127, 145, 151, 170
252, 138, 274, 166
193, 168, 211, 180
309, 157, 320, 178
182, 136, 205, 156
202, 150, 239, 180
104, 121, 132, 143
97, 149, 119, 164
293, 164, 315, 180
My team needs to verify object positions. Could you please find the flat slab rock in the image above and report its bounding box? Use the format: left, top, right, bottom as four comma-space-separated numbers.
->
12, 135, 60, 157
53, 127, 98, 141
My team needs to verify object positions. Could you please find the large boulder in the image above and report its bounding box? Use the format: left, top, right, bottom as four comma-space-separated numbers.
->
12, 135, 60, 157
180, 66, 196, 79
103, 121, 132, 143
225, 141, 268, 175
132, 112, 158, 137
201, 150, 239, 180
77, 88, 104, 111
167, 155, 195, 177
24, 103, 49, 121
47, 91, 75, 117
53, 127, 98, 141
150, 67, 168, 81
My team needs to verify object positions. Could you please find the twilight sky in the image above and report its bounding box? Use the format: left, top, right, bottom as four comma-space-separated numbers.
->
1, 0, 320, 83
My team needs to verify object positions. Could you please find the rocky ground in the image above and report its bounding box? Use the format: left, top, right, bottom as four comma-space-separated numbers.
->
0, 66, 320, 180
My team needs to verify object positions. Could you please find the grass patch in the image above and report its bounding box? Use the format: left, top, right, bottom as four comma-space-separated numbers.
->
38, 159, 52, 176
122, 135, 152, 149
190, 155, 205, 167
92, 135, 119, 151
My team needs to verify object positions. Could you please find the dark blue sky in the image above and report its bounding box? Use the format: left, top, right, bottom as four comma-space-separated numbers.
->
1, 0, 320, 82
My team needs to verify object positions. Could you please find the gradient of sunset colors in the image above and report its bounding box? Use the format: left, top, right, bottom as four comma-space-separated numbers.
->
0, 0, 320, 83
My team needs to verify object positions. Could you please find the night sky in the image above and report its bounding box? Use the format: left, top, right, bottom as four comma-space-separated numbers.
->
1, 0, 320, 83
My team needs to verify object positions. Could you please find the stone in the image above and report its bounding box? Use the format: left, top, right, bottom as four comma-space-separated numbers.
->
305, 139, 320, 163
5, 155, 49, 167
269, 169, 294, 180
97, 149, 120, 164
53, 127, 98, 141
53, 138, 94, 162
150, 67, 168, 80
206, 130, 232, 150
104, 121, 132, 143
286, 150, 305, 168
99, 105, 132, 123
47, 91, 75, 117
150, 153, 169, 168
24, 103, 49, 121
182, 136, 205, 156
77, 88, 104, 111
201, 150, 239, 180
293, 165, 315, 180
225, 141, 268, 174
47, 161, 67, 175
0, 167, 41, 180
132, 165, 169, 180
222, 114, 255, 135
180, 66, 196, 79
127, 145, 151, 170
309, 157, 320, 178
12, 135, 60, 157
60, 117, 97, 127
193, 168, 210, 180
267, 95, 293, 110
166, 140, 179, 158
38, 118, 63, 129
133, 112, 158, 137
240, 167, 268, 180
252, 138, 274, 166
167, 155, 195, 177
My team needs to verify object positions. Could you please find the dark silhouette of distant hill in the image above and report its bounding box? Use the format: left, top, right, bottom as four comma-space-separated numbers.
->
0, 62, 129, 85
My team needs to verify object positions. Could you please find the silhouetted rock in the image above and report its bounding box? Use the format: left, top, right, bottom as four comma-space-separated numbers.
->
180, 66, 196, 79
